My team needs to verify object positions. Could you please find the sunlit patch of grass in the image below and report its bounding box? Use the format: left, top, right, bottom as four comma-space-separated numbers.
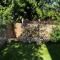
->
39, 44, 52, 60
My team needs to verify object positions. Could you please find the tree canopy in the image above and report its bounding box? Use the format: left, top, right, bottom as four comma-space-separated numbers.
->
0, 0, 60, 24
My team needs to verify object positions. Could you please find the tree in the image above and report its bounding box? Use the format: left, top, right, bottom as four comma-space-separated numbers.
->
0, 4, 14, 25
0, 0, 60, 23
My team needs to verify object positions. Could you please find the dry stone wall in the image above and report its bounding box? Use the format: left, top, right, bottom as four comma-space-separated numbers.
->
14, 22, 55, 42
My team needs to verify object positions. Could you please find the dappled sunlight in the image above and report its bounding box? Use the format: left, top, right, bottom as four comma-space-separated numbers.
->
0, 0, 60, 60
0, 42, 43, 60
37, 44, 52, 60
0, 41, 53, 60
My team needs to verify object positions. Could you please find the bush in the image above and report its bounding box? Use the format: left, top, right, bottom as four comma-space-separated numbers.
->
50, 26, 60, 42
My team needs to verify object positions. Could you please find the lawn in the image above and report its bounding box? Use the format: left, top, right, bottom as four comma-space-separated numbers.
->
0, 41, 52, 60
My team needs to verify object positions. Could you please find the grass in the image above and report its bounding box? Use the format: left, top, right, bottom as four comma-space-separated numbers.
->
0, 41, 60, 60
0, 41, 52, 60
37, 44, 52, 60
39, 44, 52, 60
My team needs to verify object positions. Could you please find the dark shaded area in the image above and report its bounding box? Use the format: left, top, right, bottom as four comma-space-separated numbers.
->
0, 0, 12, 7
0, 41, 43, 60
46, 42, 60, 60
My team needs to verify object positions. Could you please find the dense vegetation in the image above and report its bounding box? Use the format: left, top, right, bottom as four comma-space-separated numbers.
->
0, 0, 60, 24
0, 41, 60, 60
0, 0, 60, 60
50, 25, 60, 42
0, 41, 52, 60
0, 0, 60, 42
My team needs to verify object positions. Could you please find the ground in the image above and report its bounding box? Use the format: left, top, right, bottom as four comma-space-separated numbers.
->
0, 41, 60, 60
0, 42, 51, 60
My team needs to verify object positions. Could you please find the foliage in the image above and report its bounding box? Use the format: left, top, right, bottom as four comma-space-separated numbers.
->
0, 41, 52, 60
0, 4, 14, 25
20, 24, 41, 45
0, 0, 60, 22
50, 26, 60, 42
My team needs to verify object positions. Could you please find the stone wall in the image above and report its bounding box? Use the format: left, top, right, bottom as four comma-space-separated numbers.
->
14, 23, 24, 38
14, 22, 55, 40
0, 22, 55, 40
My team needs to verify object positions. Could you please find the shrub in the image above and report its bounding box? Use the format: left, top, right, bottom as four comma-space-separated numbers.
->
50, 26, 60, 42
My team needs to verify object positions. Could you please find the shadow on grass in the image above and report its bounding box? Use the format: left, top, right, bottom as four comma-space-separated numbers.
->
46, 42, 60, 60
0, 41, 43, 60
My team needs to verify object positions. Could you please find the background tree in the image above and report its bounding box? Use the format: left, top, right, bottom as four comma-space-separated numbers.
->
0, 0, 60, 23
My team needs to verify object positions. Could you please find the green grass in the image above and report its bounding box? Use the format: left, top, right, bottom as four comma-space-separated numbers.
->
0, 41, 60, 60
39, 44, 52, 60
0, 41, 52, 60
